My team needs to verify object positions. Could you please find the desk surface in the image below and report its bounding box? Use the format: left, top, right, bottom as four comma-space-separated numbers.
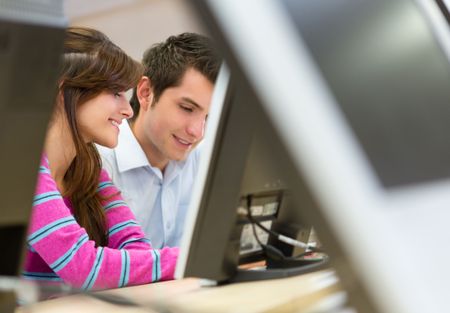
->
18, 270, 347, 313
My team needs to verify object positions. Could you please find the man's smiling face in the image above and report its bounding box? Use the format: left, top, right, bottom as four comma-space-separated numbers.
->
137, 67, 214, 169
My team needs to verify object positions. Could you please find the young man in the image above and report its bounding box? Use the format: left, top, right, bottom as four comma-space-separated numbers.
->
98, 33, 221, 248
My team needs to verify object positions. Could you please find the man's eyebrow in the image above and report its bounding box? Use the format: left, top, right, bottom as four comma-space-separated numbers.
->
181, 97, 203, 110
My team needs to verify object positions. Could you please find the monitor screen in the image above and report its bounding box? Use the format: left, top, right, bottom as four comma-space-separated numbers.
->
0, 1, 65, 277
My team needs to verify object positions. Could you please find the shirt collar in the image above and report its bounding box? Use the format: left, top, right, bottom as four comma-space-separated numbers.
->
115, 120, 149, 172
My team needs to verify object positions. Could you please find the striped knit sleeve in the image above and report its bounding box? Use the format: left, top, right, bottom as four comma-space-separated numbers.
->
25, 157, 179, 290
97, 169, 154, 251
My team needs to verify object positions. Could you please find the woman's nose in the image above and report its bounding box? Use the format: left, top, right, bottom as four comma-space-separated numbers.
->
120, 100, 134, 119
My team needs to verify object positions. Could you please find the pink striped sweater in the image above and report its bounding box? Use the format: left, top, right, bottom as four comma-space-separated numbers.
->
22, 156, 179, 290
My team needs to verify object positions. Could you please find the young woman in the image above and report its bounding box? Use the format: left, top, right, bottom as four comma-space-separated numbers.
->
22, 27, 178, 290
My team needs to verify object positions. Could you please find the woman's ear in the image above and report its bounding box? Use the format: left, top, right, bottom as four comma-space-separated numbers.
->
56, 84, 64, 108
137, 76, 154, 111
56, 80, 65, 102
48, 85, 65, 124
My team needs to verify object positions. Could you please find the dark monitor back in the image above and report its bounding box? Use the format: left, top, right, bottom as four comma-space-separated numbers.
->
238, 107, 314, 265
0, 2, 65, 276
179, 73, 317, 282
178, 76, 255, 282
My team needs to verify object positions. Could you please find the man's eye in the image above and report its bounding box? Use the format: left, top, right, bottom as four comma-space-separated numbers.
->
180, 105, 193, 112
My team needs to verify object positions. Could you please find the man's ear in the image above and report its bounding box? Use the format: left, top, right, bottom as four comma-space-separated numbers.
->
137, 76, 154, 111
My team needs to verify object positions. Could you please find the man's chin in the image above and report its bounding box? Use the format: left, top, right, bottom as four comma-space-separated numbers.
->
169, 151, 190, 162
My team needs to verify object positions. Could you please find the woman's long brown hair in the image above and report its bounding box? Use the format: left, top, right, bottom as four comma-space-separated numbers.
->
59, 27, 143, 246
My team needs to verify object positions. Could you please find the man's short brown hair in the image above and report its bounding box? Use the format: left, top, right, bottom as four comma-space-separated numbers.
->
129, 32, 221, 119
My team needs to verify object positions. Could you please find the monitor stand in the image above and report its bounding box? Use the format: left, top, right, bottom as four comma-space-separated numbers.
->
228, 257, 329, 283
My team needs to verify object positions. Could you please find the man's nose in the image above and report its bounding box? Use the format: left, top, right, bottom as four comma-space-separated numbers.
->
187, 117, 205, 139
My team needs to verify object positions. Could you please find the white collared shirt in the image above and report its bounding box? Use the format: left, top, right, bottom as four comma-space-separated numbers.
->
97, 120, 201, 248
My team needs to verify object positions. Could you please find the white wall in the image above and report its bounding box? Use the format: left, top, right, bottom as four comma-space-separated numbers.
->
64, 0, 206, 61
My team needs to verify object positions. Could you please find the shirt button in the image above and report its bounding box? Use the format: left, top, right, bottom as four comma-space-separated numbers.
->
166, 222, 171, 229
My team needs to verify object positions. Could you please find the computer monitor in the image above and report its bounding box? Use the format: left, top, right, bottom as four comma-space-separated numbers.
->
179, 0, 450, 312
176, 63, 329, 284
0, 1, 65, 278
